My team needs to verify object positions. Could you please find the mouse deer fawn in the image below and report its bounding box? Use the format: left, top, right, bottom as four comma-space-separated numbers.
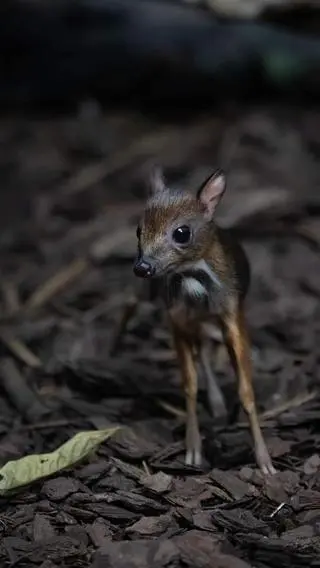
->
118, 167, 275, 474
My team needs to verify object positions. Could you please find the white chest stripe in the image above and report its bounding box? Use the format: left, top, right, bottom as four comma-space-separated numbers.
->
182, 277, 208, 299
178, 259, 222, 290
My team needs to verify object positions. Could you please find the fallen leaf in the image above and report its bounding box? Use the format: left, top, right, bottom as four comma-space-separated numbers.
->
0, 427, 120, 494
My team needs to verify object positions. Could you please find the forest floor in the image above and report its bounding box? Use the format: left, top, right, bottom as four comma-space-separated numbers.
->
0, 102, 319, 567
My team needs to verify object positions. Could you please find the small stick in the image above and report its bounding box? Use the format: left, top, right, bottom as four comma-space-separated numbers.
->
82, 293, 126, 324
142, 460, 151, 476
25, 228, 137, 314
53, 119, 216, 202
25, 258, 88, 311
236, 390, 318, 427
90, 227, 135, 263
0, 358, 49, 421
156, 399, 186, 419
1, 282, 20, 316
0, 331, 42, 368
12, 418, 83, 432
270, 502, 286, 519
261, 390, 318, 420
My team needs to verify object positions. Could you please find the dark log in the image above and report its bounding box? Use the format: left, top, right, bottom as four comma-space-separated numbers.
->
0, 0, 319, 111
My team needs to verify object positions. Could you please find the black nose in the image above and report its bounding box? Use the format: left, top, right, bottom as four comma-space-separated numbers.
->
133, 258, 155, 278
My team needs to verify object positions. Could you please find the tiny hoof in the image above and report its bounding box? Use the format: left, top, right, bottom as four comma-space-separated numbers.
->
257, 450, 276, 476
256, 440, 276, 476
261, 463, 277, 476
185, 450, 202, 467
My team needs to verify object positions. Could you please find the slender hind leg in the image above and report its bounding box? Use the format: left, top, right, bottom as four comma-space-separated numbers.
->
200, 340, 228, 422
222, 303, 276, 475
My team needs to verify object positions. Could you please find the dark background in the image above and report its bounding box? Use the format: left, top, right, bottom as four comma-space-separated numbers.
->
0, 2, 319, 567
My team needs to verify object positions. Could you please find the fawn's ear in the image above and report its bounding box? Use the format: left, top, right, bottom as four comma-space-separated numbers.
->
197, 169, 226, 219
148, 166, 166, 196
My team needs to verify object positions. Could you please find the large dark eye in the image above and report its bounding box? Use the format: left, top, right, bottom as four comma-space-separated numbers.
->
172, 225, 191, 245
136, 226, 141, 239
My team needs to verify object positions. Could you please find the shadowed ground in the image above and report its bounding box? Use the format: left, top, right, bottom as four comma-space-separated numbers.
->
0, 103, 319, 567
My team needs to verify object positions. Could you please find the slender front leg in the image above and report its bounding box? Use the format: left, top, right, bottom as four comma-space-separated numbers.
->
222, 304, 276, 475
171, 325, 202, 466
200, 340, 228, 422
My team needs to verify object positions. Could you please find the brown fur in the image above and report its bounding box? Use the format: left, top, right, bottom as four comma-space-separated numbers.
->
131, 170, 275, 473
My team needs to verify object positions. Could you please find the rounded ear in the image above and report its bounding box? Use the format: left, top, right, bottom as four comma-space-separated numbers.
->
197, 169, 226, 219
148, 166, 166, 196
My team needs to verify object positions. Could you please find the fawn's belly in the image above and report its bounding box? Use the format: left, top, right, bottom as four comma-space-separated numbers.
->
168, 300, 221, 343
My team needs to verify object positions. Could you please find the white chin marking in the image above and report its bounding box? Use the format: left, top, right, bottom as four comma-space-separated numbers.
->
182, 277, 208, 299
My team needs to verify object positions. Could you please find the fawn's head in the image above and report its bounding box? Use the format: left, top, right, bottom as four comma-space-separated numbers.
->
133, 167, 226, 279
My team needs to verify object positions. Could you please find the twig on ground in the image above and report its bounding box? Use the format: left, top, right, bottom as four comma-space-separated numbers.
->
156, 399, 186, 419
89, 227, 136, 263
12, 418, 84, 433
260, 390, 318, 420
0, 357, 49, 421
142, 460, 151, 476
1, 282, 20, 316
53, 119, 217, 203
25, 258, 88, 312
237, 390, 318, 427
24, 226, 137, 316
0, 330, 42, 368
